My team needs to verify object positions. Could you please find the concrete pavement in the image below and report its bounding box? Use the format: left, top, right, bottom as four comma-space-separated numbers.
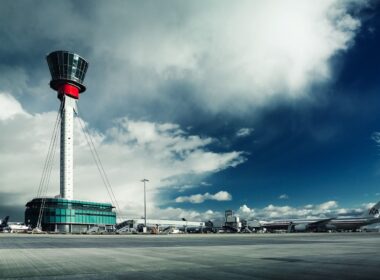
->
0, 233, 379, 279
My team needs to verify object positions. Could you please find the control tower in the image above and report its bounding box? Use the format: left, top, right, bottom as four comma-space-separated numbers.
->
25, 51, 116, 233
46, 51, 88, 199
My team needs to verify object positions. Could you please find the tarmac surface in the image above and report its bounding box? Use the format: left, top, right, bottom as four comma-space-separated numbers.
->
0, 232, 379, 279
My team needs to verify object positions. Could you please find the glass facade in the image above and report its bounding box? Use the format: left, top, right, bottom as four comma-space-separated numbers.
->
25, 198, 116, 232
46, 50, 88, 92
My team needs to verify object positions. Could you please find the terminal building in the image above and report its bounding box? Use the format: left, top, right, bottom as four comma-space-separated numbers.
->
25, 198, 116, 233
24, 50, 116, 233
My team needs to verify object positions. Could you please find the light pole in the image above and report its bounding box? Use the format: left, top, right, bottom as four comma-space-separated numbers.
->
141, 179, 149, 229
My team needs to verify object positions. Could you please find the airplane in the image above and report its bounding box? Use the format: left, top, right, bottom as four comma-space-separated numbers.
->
7, 222, 30, 233
0, 216, 10, 232
260, 201, 380, 232
0, 216, 30, 233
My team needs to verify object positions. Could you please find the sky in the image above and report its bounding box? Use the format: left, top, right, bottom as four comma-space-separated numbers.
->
1, 0, 380, 222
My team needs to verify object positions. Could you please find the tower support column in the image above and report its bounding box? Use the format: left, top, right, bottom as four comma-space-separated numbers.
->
60, 95, 76, 200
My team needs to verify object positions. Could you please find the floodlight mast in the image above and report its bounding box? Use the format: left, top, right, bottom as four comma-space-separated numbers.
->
46, 51, 88, 200
141, 179, 149, 228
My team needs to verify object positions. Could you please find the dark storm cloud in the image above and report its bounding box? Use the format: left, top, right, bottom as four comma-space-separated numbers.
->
0, 0, 93, 113
0, 192, 26, 221
0, 0, 368, 129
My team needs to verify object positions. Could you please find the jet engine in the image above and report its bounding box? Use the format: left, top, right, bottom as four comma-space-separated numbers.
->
294, 223, 309, 231
325, 224, 336, 231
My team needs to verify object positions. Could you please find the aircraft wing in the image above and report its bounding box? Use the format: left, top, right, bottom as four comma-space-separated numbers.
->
261, 218, 335, 232
288, 218, 335, 232
308, 218, 334, 226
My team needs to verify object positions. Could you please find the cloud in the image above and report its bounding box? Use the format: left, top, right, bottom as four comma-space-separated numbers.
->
107, 118, 246, 174
127, 199, 380, 223
371, 132, 380, 144
116, 206, 221, 223
0, 1, 371, 222
239, 204, 255, 215
236, 128, 254, 138
0, 93, 29, 120
317, 200, 338, 211
144, 207, 221, 222
0, 0, 368, 124
278, 194, 289, 200
93, 0, 365, 117
0, 93, 244, 219
361, 202, 376, 209
144, 200, 379, 222
175, 191, 232, 204
169, 181, 213, 193
235, 200, 369, 220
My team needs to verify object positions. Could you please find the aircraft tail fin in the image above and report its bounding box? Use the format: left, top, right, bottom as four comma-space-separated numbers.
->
365, 202, 380, 218
0, 216, 9, 227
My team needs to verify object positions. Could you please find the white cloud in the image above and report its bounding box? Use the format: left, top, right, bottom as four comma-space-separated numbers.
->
175, 191, 232, 204
317, 200, 338, 211
362, 202, 376, 209
239, 204, 255, 215
0, 93, 29, 120
143, 207, 221, 222
117, 206, 221, 223
236, 200, 364, 220
371, 132, 380, 145
173, 184, 196, 193
212, 191, 232, 201
148, 199, 379, 222
85, 0, 365, 116
107, 117, 246, 175
0, 93, 244, 218
0, 1, 365, 120
236, 128, 254, 138
278, 194, 289, 200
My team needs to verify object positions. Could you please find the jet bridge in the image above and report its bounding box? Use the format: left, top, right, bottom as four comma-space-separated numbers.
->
116, 219, 205, 233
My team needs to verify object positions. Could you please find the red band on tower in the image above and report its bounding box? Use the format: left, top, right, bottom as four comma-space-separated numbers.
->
58, 84, 80, 99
